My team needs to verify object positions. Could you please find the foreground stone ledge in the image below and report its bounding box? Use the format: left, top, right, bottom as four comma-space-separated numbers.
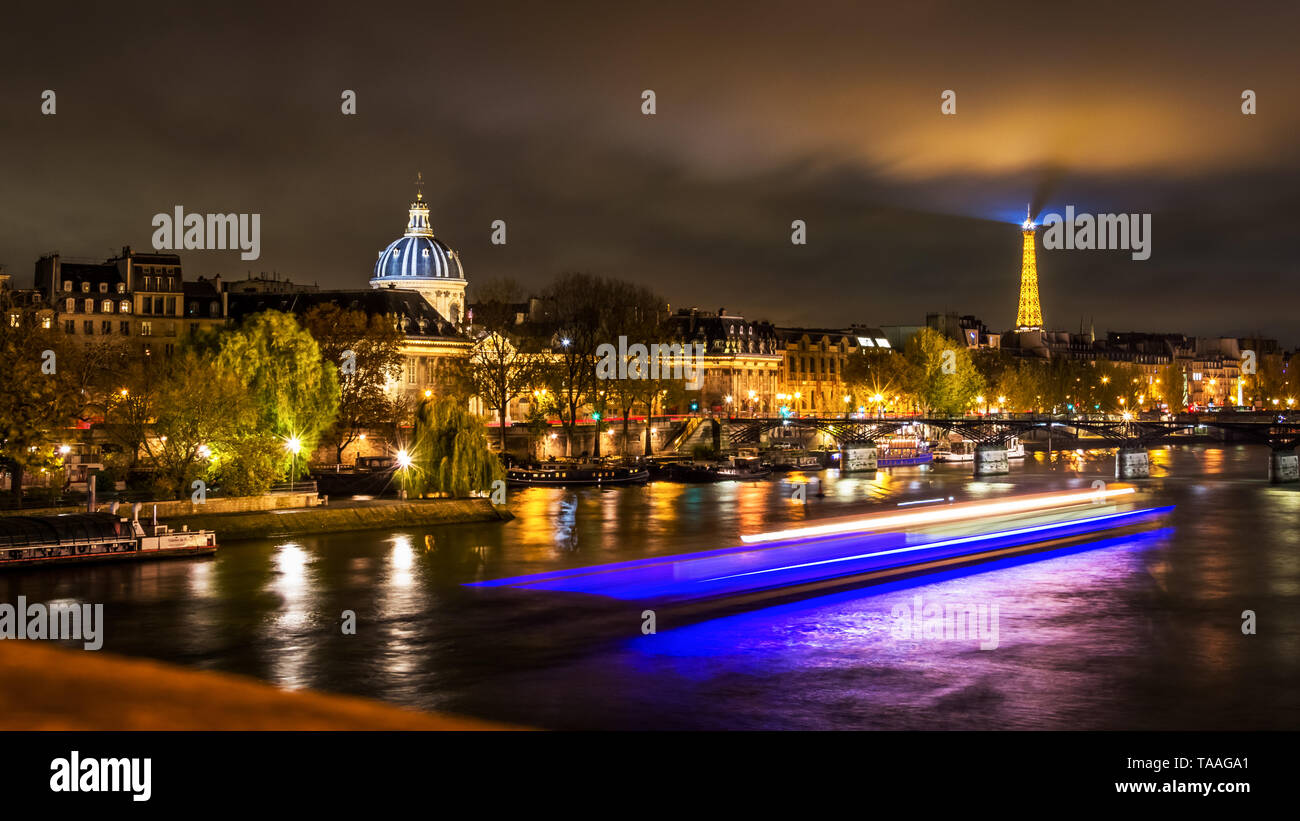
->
0, 640, 516, 730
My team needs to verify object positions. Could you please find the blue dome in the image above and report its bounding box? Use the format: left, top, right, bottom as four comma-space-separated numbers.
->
373, 234, 464, 280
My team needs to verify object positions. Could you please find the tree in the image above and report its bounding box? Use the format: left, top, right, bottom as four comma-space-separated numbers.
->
0, 304, 80, 503
216, 310, 340, 476
208, 433, 284, 497
540, 274, 603, 457
301, 304, 405, 463
601, 281, 668, 455
459, 280, 540, 455
843, 348, 918, 414
404, 396, 503, 498
903, 329, 984, 415
144, 349, 257, 498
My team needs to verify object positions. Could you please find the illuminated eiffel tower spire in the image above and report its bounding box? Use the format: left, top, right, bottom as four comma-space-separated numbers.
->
1015, 204, 1043, 331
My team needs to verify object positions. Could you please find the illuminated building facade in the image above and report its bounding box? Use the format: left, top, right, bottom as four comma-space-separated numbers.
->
776, 326, 891, 415
33, 247, 227, 357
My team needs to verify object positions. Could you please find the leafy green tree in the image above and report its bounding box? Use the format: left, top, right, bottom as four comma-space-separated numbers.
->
216, 310, 340, 473
404, 397, 502, 498
0, 304, 80, 503
208, 432, 284, 497
904, 329, 984, 415
143, 349, 257, 498
843, 348, 918, 414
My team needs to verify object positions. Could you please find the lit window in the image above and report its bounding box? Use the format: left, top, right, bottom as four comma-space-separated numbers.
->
875, 338, 891, 348
856, 337, 874, 347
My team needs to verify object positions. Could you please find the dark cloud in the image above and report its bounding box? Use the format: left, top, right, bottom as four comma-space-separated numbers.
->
2, 1, 1298, 341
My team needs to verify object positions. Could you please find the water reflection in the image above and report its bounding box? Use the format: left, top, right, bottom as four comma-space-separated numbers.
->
1, 445, 1297, 729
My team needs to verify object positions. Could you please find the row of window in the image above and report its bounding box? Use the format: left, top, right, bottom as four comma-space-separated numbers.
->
787, 356, 841, 375
61, 320, 200, 337
61, 273, 181, 294
65, 280, 126, 294
59, 297, 221, 317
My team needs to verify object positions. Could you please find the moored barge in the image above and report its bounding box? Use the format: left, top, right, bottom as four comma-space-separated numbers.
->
0, 505, 217, 569
506, 464, 650, 487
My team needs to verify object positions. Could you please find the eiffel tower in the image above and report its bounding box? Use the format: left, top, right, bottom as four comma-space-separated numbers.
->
1015, 205, 1043, 331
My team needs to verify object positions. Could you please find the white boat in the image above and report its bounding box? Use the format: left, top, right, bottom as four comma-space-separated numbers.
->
933, 437, 1024, 463
933, 439, 975, 463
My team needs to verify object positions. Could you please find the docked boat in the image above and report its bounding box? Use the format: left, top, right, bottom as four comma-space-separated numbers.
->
769, 454, 824, 473
933, 439, 976, 463
0, 505, 217, 569
934, 437, 1024, 463
877, 436, 934, 467
506, 463, 649, 487
662, 455, 772, 483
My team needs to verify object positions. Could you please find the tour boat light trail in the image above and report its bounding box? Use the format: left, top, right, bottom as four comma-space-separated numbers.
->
468, 498, 1171, 603
737, 486, 1137, 545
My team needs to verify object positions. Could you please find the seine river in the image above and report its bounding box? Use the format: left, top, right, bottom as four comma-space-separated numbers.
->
4, 445, 1299, 730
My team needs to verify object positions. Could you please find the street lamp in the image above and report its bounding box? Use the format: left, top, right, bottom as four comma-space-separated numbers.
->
285, 436, 301, 491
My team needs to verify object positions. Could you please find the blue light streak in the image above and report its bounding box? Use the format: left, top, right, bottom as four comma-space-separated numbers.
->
468, 506, 1173, 604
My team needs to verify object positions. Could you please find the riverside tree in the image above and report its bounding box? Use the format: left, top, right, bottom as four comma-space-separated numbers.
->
216, 310, 340, 477
0, 304, 79, 503
459, 280, 540, 456
539, 273, 603, 458
905, 328, 985, 415
144, 348, 259, 498
301, 303, 405, 463
404, 396, 502, 498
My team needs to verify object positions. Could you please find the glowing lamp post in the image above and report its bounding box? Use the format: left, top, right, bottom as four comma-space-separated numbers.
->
285, 436, 301, 492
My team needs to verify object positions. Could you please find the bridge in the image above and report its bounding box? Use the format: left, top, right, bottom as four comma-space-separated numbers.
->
723, 413, 1300, 483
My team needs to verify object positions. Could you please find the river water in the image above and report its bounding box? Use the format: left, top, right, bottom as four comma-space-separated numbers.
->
4, 445, 1298, 729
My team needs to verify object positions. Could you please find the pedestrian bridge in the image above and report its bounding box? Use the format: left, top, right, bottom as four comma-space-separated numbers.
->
723, 412, 1300, 483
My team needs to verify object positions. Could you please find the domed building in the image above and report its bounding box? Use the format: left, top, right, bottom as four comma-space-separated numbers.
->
369, 177, 467, 325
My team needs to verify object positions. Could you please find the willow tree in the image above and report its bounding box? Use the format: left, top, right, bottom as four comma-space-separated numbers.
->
216, 310, 340, 477
405, 397, 502, 498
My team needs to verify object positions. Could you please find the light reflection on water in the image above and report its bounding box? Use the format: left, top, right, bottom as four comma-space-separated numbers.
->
1, 445, 1298, 729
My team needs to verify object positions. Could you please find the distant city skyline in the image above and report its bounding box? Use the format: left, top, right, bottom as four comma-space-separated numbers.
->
2, 1, 1297, 342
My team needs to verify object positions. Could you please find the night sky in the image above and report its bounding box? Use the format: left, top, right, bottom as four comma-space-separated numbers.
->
2, 1, 1297, 341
